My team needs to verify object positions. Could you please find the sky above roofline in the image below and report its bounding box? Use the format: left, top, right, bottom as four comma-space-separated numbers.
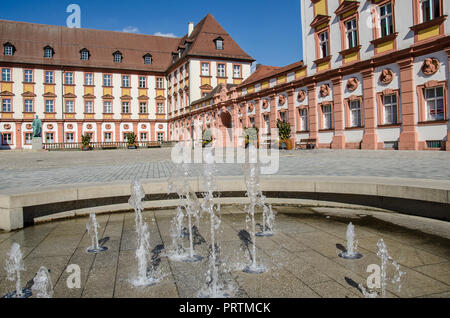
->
0, 0, 303, 68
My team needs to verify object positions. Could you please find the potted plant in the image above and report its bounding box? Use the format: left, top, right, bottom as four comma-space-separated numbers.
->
202, 129, 213, 148
81, 134, 92, 151
277, 120, 292, 150
126, 132, 137, 149
243, 126, 259, 149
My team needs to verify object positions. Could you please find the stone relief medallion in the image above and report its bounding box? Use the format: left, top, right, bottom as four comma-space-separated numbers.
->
158, 124, 164, 129
141, 124, 147, 129
278, 95, 286, 106
297, 90, 306, 102
105, 124, 111, 129
346, 77, 359, 92
26, 124, 32, 130
421, 57, 440, 76
262, 99, 269, 109
320, 84, 330, 97
248, 103, 254, 112
47, 124, 54, 130
86, 124, 93, 130
4, 124, 11, 130
123, 124, 129, 130
379, 69, 394, 84
67, 124, 73, 130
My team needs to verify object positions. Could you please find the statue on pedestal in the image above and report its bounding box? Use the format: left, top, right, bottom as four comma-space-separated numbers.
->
32, 115, 42, 138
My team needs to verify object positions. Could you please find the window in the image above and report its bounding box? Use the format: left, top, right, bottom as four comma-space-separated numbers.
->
44, 47, 53, 58
421, 0, 441, 22
4, 44, 14, 56
84, 73, 93, 86
233, 65, 241, 78
140, 132, 148, 141
217, 64, 226, 77
81, 49, 89, 61
319, 30, 329, 58
322, 104, 332, 129
122, 102, 130, 113
263, 114, 270, 134
2, 133, 12, 145
66, 133, 74, 143
45, 100, 54, 113
2, 68, 11, 82
349, 100, 362, 127
139, 76, 146, 88
215, 38, 223, 50
346, 19, 358, 49
104, 132, 112, 142
424, 86, 445, 121
46, 133, 54, 143
383, 94, 398, 124
156, 77, 164, 89
24, 70, 33, 83
157, 102, 164, 114
144, 54, 152, 65
24, 99, 33, 113
85, 101, 94, 113
139, 102, 147, 114
45, 71, 54, 84
123, 133, 129, 142
104, 101, 112, 113
299, 108, 308, 131
2, 99, 11, 112
65, 100, 74, 113
122, 75, 130, 88
64, 72, 73, 85
279, 112, 287, 123
25, 133, 32, 145
380, 3, 394, 37
114, 52, 122, 63
103, 74, 112, 87
201, 63, 210, 76
157, 132, 164, 142
249, 117, 255, 126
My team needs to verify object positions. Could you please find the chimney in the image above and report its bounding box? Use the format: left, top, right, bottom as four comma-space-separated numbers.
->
188, 22, 194, 37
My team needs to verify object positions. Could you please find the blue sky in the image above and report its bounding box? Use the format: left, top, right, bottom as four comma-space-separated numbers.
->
1, 0, 303, 67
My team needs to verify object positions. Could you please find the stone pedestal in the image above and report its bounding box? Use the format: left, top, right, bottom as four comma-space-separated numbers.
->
31, 137, 43, 151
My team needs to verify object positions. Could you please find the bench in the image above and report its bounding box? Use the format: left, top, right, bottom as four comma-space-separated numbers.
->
296, 138, 317, 150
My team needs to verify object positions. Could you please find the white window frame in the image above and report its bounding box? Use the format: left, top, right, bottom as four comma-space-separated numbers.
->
64, 72, 73, 85
346, 19, 358, 49
46, 133, 54, 143
4, 45, 13, 56
104, 101, 112, 114
216, 39, 223, 50
420, 0, 441, 23
65, 100, 74, 113
85, 101, 94, 113
140, 132, 148, 142
322, 105, 332, 129
24, 70, 33, 83
139, 76, 146, 88
349, 100, 362, 127
24, 99, 33, 113
144, 55, 152, 65
2, 99, 11, 112
45, 100, 54, 113
122, 102, 130, 114
25, 133, 33, 145
114, 53, 122, 63
201, 63, 210, 76
233, 65, 241, 78
383, 94, 398, 124
44, 48, 53, 58
139, 102, 147, 114
81, 50, 89, 61
2, 133, 12, 145
103, 74, 112, 87
299, 108, 308, 131
157, 102, 164, 114
66, 132, 74, 143
319, 30, 329, 58
380, 2, 394, 37
45, 71, 54, 84
122, 75, 130, 88
104, 132, 112, 142
2, 68, 11, 82
217, 64, 226, 77
85, 73, 93, 86
157, 132, 164, 142
425, 86, 445, 121
156, 78, 164, 89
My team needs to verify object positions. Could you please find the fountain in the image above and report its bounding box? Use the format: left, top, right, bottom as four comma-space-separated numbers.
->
168, 163, 203, 263
198, 145, 231, 298
242, 144, 267, 274
338, 222, 363, 259
86, 213, 108, 253
376, 238, 406, 297
3, 243, 31, 298
129, 180, 162, 287
256, 200, 276, 237
31, 267, 53, 298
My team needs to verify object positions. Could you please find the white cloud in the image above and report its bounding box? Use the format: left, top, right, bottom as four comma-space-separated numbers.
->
122, 26, 140, 33
154, 32, 177, 38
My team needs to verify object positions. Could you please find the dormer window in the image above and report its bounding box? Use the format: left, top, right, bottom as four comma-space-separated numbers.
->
214, 37, 224, 50
44, 46, 54, 58
80, 49, 90, 61
113, 51, 122, 63
143, 54, 152, 65
3, 43, 15, 56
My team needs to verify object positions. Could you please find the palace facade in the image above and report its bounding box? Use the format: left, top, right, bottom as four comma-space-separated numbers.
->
0, 14, 253, 149
1, 1, 450, 151
172, 0, 450, 151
